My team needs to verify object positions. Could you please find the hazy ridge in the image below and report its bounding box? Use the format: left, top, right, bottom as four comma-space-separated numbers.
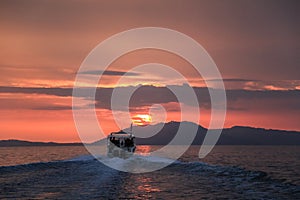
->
1, 121, 300, 146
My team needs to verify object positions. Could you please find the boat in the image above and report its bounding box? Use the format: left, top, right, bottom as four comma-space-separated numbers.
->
107, 124, 136, 158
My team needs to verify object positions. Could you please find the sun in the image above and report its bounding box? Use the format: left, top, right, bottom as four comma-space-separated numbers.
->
132, 114, 152, 126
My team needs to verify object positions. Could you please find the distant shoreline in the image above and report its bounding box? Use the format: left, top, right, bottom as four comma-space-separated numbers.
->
0, 140, 84, 147
1, 143, 300, 147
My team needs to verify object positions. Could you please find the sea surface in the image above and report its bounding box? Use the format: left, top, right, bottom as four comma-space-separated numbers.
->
0, 145, 299, 199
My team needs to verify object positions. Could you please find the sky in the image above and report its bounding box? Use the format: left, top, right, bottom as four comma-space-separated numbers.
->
0, 0, 299, 142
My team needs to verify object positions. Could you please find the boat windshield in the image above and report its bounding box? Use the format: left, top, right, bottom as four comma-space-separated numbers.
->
109, 136, 135, 147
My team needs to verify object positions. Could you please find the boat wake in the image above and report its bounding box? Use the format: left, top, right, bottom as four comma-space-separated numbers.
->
0, 154, 299, 199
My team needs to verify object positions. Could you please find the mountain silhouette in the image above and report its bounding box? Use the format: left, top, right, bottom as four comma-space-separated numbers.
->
1, 121, 300, 146
128, 121, 300, 145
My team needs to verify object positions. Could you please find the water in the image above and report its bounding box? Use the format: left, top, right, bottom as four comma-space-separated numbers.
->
0, 145, 299, 199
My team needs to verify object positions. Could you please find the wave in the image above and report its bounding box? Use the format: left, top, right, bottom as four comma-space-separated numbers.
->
0, 154, 296, 185
1, 154, 299, 199
176, 161, 270, 182
0, 154, 267, 180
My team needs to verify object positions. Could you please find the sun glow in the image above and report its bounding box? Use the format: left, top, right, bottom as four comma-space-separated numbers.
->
132, 114, 152, 126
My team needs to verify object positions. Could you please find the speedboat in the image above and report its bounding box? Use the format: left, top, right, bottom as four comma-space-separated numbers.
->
107, 125, 136, 158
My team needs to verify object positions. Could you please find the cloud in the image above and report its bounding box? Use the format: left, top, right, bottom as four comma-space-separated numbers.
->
78, 70, 140, 76
1, 0, 299, 83
1, 85, 299, 112
0, 64, 75, 87
205, 79, 300, 91
207, 78, 257, 82
0, 86, 72, 97
32, 105, 73, 110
